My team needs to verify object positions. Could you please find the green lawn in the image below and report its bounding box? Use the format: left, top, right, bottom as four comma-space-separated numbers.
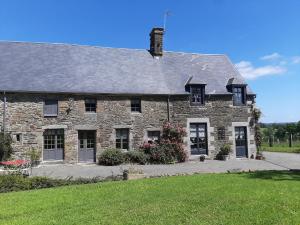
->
262, 142, 300, 153
0, 171, 300, 225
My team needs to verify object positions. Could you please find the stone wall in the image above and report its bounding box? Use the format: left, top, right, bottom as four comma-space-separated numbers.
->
0, 92, 256, 162
170, 95, 256, 158
0, 93, 169, 162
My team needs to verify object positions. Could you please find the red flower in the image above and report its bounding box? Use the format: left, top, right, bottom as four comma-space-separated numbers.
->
0, 160, 29, 166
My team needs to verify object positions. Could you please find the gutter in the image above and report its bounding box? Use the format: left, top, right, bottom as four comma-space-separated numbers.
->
2, 91, 6, 135
167, 95, 170, 122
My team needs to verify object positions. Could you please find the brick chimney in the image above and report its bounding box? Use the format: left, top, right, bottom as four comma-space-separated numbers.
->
149, 27, 164, 56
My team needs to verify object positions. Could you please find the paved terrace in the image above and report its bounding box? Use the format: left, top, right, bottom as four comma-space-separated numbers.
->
31, 152, 299, 179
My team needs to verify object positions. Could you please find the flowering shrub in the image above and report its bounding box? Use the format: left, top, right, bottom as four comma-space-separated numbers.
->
140, 122, 188, 164
161, 122, 187, 143
161, 122, 187, 162
140, 143, 175, 164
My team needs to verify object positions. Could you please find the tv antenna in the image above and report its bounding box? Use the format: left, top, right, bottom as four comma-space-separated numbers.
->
163, 10, 171, 31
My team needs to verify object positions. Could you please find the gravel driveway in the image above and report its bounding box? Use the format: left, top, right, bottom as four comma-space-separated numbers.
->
31, 157, 288, 179
262, 151, 300, 170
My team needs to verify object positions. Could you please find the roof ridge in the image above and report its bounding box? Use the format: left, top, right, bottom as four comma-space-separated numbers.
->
0, 40, 226, 56
0, 40, 149, 52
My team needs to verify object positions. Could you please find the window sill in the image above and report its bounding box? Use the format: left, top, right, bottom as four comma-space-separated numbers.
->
117, 149, 130, 153
190, 104, 206, 108
44, 115, 58, 118
231, 104, 248, 107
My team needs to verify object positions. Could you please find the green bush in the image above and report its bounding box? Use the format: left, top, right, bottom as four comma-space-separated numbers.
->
124, 151, 148, 165
98, 148, 124, 166
216, 144, 232, 159
0, 175, 108, 193
0, 132, 13, 161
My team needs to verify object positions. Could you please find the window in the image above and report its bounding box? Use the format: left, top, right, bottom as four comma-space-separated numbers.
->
16, 134, 21, 142
189, 123, 208, 155
190, 86, 205, 105
78, 131, 95, 149
14, 134, 22, 143
43, 129, 64, 150
233, 87, 245, 106
147, 131, 161, 144
44, 100, 58, 117
85, 99, 97, 112
217, 127, 226, 140
116, 129, 129, 150
131, 99, 141, 112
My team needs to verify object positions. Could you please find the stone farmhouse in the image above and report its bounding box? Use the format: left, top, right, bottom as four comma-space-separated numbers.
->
0, 28, 257, 163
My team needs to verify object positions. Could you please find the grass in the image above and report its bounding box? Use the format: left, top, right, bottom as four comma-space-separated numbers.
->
0, 171, 300, 225
262, 142, 300, 153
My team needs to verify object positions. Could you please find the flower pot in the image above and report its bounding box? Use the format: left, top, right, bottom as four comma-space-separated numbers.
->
222, 155, 229, 161
31, 160, 40, 167
200, 155, 205, 162
256, 155, 263, 160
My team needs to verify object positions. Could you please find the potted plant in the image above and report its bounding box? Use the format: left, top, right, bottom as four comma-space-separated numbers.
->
218, 144, 232, 161
26, 148, 41, 167
199, 155, 205, 162
255, 148, 264, 160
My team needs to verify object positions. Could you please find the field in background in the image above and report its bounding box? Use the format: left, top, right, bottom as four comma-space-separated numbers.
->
262, 141, 300, 153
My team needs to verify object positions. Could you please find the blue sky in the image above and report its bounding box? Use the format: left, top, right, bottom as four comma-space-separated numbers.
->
0, 0, 299, 123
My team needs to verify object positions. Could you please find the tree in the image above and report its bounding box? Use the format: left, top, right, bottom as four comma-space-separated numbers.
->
297, 121, 300, 134
253, 108, 262, 153
286, 123, 297, 148
265, 127, 275, 147
274, 126, 286, 141
286, 123, 297, 135
0, 132, 13, 161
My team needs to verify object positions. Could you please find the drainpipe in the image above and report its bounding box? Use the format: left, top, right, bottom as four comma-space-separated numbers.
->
2, 91, 6, 135
167, 95, 170, 122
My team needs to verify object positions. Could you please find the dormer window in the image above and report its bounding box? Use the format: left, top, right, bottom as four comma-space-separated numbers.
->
226, 78, 247, 106
190, 85, 205, 105
233, 86, 246, 106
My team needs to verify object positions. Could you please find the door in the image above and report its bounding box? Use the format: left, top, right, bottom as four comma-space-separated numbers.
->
78, 130, 96, 162
235, 127, 248, 157
190, 123, 208, 155
43, 129, 64, 161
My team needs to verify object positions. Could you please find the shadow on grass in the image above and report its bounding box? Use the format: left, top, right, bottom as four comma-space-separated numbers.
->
246, 170, 300, 181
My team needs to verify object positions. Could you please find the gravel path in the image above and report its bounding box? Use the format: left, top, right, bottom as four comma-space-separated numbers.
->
31, 158, 287, 179
262, 151, 300, 170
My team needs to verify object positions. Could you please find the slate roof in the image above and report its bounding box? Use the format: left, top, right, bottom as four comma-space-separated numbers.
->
0, 41, 254, 95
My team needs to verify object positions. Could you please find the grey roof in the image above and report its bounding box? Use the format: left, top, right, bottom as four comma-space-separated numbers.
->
226, 77, 247, 86
0, 41, 254, 95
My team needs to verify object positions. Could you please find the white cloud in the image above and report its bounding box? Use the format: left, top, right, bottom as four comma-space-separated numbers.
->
235, 61, 286, 80
260, 53, 281, 61
292, 56, 300, 64
279, 61, 287, 66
